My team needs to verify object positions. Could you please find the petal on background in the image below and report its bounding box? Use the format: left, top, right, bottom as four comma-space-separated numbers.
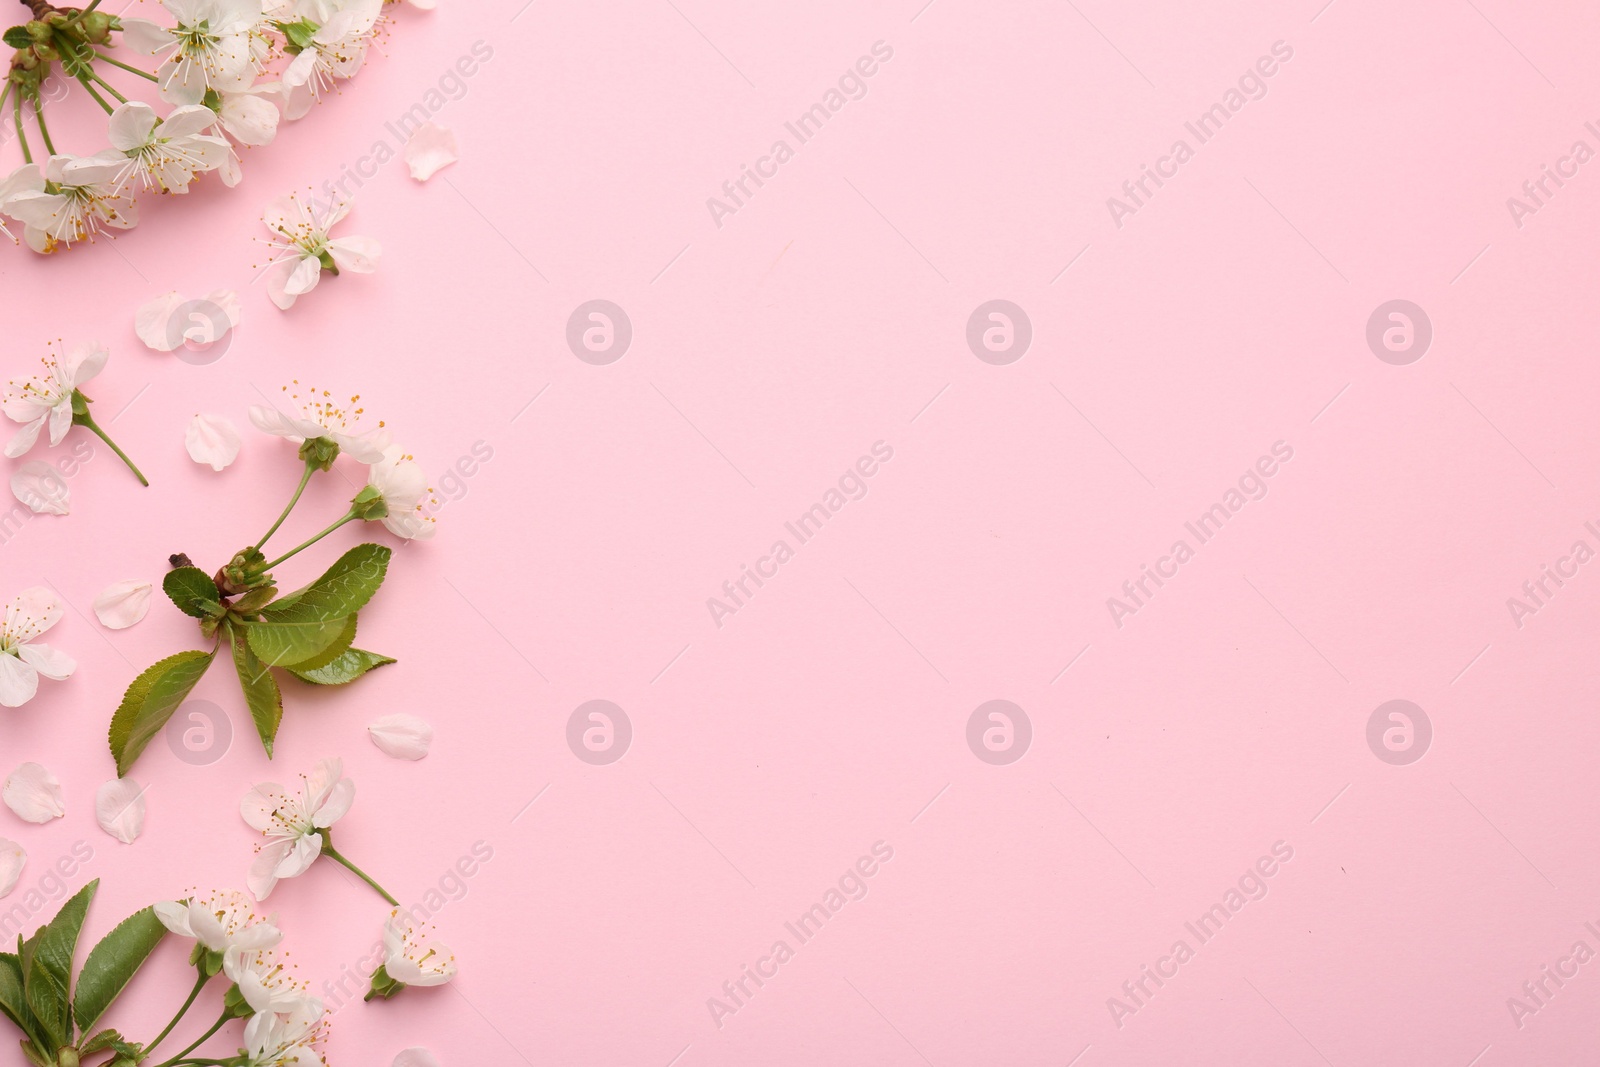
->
135, 290, 185, 351
95, 778, 146, 844
403, 122, 457, 181
3, 763, 64, 823
0, 839, 23, 898
368, 714, 433, 760
93, 579, 152, 629
393, 1049, 442, 1067
11, 460, 69, 515
186, 413, 242, 471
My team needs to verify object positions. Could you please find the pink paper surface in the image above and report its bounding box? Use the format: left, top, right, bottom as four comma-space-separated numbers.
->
2, 0, 1599, 1063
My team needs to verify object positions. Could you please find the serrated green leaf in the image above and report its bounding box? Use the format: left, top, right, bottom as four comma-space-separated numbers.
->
72, 906, 166, 1034
2, 26, 31, 49
108, 649, 218, 777
0, 952, 45, 1052
80, 1028, 123, 1054
244, 616, 349, 669
290, 648, 396, 686
162, 568, 220, 619
230, 630, 283, 757
260, 543, 390, 625
286, 613, 356, 671
228, 584, 278, 616
23, 880, 95, 1052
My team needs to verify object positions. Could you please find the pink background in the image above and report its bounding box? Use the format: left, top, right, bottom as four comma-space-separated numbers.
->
3, 0, 1600, 1063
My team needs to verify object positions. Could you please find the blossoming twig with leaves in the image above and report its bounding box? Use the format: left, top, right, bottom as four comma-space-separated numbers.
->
107, 384, 435, 776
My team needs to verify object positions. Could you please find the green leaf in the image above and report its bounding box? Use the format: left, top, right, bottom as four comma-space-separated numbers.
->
108, 649, 218, 777
23, 880, 96, 1052
228, 584, 278, 616
260, 544, 390, 625
290, 648, 396, 686
80, 1028, 123, 1054
2, 26, 30, 49
0, 952, 45, 1052
286, 613, 356, 671
230, 630, 283, 757
244, 616, 349, 669
162, 568, 221, 619
72, 906, 166, 1034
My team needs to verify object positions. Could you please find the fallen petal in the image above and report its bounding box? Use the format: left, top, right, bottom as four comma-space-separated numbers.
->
404, 122, 457, 181
368, 714, 433, 760
95, 778, 146, 844
393, 1050, 441, 1067
185, 413, 242, 471
0, 839, 22, 897
93, 579, 152, 629
134, 290, 185, 352
10, 461, 69, 515
3, 763, 64, 823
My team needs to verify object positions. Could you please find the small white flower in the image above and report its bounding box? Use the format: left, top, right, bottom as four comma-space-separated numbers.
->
156, 889, 282, 954
10, 461, 70, 516
3, 763, 65, 823
186, 413, 243, 470
368, 713, 432, 759
278, 0, 384, 119
366, 447, 435, 540
257, 192, 379, 309
3, 156, 138, 253
0, 589, 75, 707
99, 103, 231, 194
94, 778, 147, 844
135, 288, 242, 353
225, 945, 312, 1015
3, 341, 107, 458
240, 997, 327, 1067
239, 757, 354, 899
121, 0, 265, 105
93, 580, 153, 629
403, 122, 456, 181
0, 839, 23, 898
383, 907, 456, 988
248, 382, 389, 461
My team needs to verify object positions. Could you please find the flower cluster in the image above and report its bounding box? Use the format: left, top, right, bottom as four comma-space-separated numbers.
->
0, 0, 424, 253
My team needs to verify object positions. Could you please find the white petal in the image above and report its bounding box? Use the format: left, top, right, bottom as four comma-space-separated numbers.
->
94, 778, 146, 844
62, 341, 109, 388
0, 654, 36, 707
106, 102, 159, 151
135, 291, 186, 352
3, 763, 64, 823
4, 416, 45, 458
154, 900, 195, 937
186, 413, 242, 471
403, 123, 457, 181
10, 461, 69, 515
283, 254, 323, 296
0, 839, 23, 898
393, 1050, 441, 1067
93, 580, 153, 629
368, 714, 432, 760
118, 17, 172, 54
17, 644, 74, 681
205, 289, 244, 329
326, 235, 380, 274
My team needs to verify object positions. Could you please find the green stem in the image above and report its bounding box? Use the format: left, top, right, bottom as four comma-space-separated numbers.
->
11, 91, 30, 165
31, 92, 54, 155
93, 49, 160, 81
256, 459, 317, 550
256, 511, 356, 572
151, 1011, 230, 1067
323, 843, 399, 906
62, 0, 100, 24
86, 66, 128, 102
75, 74, 114, 113
145, 970, 209, 1055
78, 412, 149, 486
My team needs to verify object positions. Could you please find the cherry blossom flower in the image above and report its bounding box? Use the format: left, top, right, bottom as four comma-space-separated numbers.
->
3, 341, 106, 458
369, 908, 455, 998
248, 382, 389, 462
364, 447, 436, 540
278, 0, 385, 119
121, 0, 266, 105
225, 945, 313, 1015
0, 589, 75, 708
256, 192, 379, 308
156, 889, 283, 955
97, 103, 231, 194
239, 997, 328, 1067
239, 757, 355, 899
2, 156, 138, 253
